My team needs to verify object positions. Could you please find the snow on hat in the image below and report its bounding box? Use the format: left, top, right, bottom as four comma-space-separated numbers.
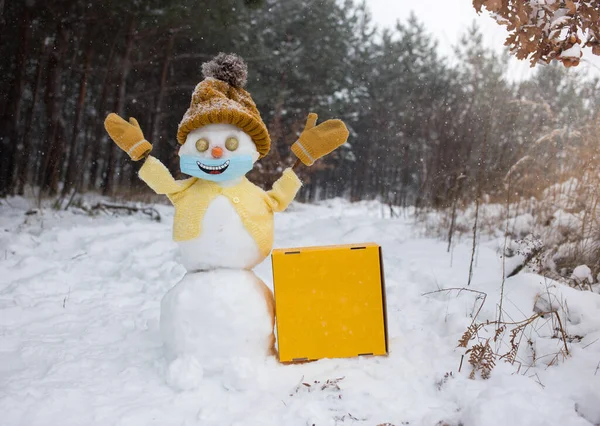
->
176, 53, 270, 158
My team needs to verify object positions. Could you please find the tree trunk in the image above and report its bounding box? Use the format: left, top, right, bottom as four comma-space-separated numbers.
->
16, 39, 47, 196
61, 40, 93, 198
0, 5, 30, 196
38, 23, 70, 197
150, 33, 176, 155
87, 28, 121, 192
102, 16, 136, 196
0, 0, 6, 46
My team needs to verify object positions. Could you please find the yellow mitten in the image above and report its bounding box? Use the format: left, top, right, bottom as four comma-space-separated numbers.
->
104, 113, 152, 161
291, 113, 349, 166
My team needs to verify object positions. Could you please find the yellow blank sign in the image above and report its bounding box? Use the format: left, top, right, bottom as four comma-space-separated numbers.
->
272, 243, 388, 363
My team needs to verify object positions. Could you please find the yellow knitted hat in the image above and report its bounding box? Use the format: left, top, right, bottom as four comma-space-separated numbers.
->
177, 53, 270, 158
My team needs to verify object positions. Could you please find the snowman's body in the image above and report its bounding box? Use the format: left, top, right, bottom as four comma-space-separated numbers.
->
177, 195, 264, 271
161, 269, 274, 362
159, 124, 278, 390
160, 268, 274, 390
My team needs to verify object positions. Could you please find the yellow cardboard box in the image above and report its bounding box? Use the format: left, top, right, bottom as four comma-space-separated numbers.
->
272, 243, 388, 363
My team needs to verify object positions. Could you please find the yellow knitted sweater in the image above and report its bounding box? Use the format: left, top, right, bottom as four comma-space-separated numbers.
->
138, 156, 302, 258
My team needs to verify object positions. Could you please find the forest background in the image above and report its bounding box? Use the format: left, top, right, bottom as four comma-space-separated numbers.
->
1, 0, 599, 281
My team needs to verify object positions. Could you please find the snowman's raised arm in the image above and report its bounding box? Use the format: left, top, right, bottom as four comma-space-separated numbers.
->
291, 113, 349, 167
139, 156, 195, 197
104, 114, 153, 161
265, 168, 302, 213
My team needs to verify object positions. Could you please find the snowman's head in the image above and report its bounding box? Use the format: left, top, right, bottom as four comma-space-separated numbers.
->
179, 123, 259, 183
177, 53, 271, 178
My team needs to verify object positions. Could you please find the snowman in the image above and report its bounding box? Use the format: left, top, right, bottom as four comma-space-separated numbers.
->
104, 53, 348, 390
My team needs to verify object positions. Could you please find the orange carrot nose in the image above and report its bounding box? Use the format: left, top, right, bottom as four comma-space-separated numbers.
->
211, 146, 223, 159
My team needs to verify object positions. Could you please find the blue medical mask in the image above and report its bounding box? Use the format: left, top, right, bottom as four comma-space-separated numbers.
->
179, 155, 254, 183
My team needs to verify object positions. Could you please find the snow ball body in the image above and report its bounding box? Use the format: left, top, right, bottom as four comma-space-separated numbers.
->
161, 124, 277, 391
160, 268, 275, 390
177, 124, 263, 271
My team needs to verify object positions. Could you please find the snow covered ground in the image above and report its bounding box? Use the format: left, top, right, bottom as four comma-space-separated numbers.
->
1, 197, 600, 426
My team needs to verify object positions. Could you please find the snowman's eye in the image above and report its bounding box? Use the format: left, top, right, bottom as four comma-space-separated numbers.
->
195, 138, 209, 152
225, 137, 239, 151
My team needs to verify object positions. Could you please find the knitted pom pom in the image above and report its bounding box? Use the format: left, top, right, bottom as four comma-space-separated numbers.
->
202, 53, 248, 88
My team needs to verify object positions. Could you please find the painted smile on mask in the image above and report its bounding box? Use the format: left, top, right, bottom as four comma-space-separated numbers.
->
196, 159, 230, 175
